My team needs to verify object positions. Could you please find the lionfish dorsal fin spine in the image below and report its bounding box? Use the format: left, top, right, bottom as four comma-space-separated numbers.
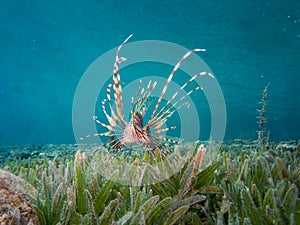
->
132, 80, 156, 117
104, 83, 120, 127
112, 34, 133, 126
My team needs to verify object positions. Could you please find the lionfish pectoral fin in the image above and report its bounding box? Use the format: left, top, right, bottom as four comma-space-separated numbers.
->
149, 84, 203, 131
154, 71, 212, 120
146, 49, 211, 134
79, 131, 113, 141
156, 126, 176, 134
148, 49, 205, 123
163, 136, 182, 145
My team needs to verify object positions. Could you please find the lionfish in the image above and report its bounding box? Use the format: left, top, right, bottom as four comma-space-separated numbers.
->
82, 35, 214, 152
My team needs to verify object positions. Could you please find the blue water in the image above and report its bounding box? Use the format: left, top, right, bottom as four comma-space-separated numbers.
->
0, 0, 299, 145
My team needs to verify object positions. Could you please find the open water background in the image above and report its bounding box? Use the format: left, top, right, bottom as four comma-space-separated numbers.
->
0, 0, 299, 144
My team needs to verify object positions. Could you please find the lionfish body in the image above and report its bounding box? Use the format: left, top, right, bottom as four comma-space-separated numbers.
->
84, 35, 214, 151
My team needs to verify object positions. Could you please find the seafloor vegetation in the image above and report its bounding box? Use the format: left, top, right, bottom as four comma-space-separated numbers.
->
0, 140, 299, 225
0, 84, 299, 225
0, 86, 299, 225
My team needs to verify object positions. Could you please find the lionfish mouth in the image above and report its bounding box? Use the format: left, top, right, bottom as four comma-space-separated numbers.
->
82, 35, 214, 152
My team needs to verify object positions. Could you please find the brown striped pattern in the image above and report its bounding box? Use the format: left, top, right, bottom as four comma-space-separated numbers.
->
82, 35, 214, 151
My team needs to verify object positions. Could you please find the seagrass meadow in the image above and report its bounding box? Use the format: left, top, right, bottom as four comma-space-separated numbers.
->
0, 141, 299, 225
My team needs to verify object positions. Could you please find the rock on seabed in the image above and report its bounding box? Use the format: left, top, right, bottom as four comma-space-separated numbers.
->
0, 169, 39, 225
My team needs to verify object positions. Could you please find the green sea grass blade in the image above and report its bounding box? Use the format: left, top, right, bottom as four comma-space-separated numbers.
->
49, 161, 63, 184
255, 187, 263, 209
43, 155, 49, 168
146, 197, 172, 224
241, 188, 261, 225
162, 205, 189, 225
74, 151, 89, 215
192, 212, 203, 225
179, 161, 192, 187
94, 170, 118, 216
117, 211, 133, 225
273, 189, 290, 225
282, 184, 298, 214
291, 168, 300, 183
255, 158, 265, 188
162, 177, 179, 196
51, 183, 67, 224
167, 195, 206, 212
130, 195, 160, 225
151, 180, 169, 198
243, 187, 272, 225
155, 149, 164, 175
32, 201, 47, 225
295, 199, 300, 223
194, 161, 221, 189
270, 163, 278, 183
43, 197, 52, 224
98, 199, 119, 225
88, 172, 100, 198
143, 150, 151, 163
42, 171, 51, 200
51, 183, 62, 213
68, 208, 83, 225
276, 157, 289, 179
28, 167, 36, 185
263, 188, 273, 209
85, 189, 98, 225
163, 157, 176, 178
133, 191, 142, 214
258, 209, 275, 225
66, 162, 72, 185
276, 180, 289, 200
